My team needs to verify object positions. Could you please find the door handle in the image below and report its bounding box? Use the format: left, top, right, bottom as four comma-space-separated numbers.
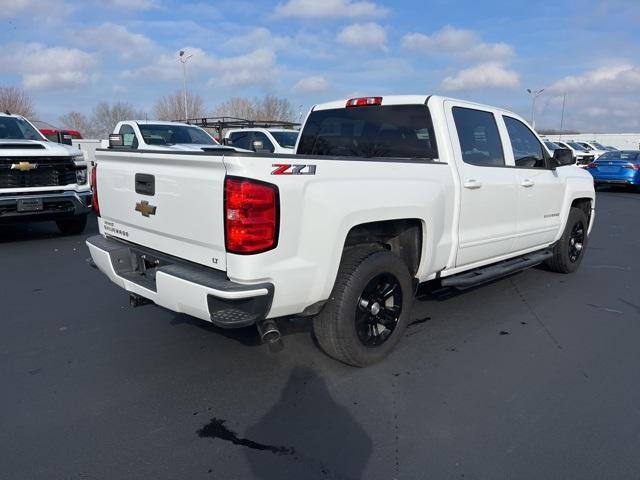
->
463, 179, 482, 189
521, 179, 535, 188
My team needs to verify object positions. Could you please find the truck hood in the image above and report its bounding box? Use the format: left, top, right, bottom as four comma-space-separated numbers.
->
0, 139, 81, 158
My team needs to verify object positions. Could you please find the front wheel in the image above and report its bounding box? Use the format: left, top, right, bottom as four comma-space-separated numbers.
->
56, 214, 88, 235
313, 246, 414, 367
544, 207, 589, 273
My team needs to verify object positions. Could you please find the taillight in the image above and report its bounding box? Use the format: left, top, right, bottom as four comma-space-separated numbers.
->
623, 163, 640, 170
586, 162, 598, 169
91, 165, 100, 216
346, 97, 383, 107
225, 177, 279, 254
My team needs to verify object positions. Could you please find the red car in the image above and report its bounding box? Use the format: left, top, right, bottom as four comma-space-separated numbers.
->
32, 120, 83, 145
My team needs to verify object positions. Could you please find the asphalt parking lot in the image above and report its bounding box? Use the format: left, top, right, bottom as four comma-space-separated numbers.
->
1, 188, 639, 480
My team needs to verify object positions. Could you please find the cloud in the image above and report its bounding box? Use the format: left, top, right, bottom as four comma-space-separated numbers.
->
274, 0, 388, 19
0, 0, 46, 17
0, 0, 74, 21
98, 0, 156, 9
0, 43, 98, 90
337, 22, 386, 49
121, 47, 215, 81
402, 26, 514, 62
208, 48, 277, 87
440, 62, 520, 91
123, 46, 278, 88
293, 75, 329, 93
547, 65, 640, 94
538, 64, 640, 132
74, 23, 155, 60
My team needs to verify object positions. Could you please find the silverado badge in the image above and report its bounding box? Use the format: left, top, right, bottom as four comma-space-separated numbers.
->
10, 161, 38, 172
135, 200, 157, 217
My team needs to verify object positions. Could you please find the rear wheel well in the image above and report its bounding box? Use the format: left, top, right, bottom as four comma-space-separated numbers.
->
571, 198, 593, 222
344, 219, 422, 276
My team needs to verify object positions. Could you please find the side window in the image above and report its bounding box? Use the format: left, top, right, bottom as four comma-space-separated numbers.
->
252, 132, 275, 153
452, 107, 505, 167
229, 131, 252, 150
118, 124, 138, 149
503, 116, 546, 168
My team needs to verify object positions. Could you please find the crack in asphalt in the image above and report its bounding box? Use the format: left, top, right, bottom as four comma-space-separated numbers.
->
510, 280, 563, 350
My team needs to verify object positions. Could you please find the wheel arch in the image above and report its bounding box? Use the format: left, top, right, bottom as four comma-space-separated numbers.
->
343, 218, 423, 277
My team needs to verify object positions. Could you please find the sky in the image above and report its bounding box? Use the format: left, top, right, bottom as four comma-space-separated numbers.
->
1, 0, 639, 132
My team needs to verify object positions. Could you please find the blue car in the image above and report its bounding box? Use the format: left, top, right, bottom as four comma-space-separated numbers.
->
587, 150, 640, 189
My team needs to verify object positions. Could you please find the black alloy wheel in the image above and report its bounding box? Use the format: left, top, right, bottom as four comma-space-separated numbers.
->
568, 221, 585, 263
355, 273, 403, 347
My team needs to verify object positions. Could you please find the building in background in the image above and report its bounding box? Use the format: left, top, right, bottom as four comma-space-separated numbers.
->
544, 133, 640, 150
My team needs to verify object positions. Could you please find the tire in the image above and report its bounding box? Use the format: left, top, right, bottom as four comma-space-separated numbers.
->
544, 207, 589, 274
56, 214, 88, 235
313, 246, 414, 367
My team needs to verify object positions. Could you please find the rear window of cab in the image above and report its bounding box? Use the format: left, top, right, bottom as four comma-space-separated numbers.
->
297, 105, 438, 159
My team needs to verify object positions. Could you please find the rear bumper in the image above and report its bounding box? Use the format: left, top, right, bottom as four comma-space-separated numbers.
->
86, 235, 273, 328
0, 190, 92, 223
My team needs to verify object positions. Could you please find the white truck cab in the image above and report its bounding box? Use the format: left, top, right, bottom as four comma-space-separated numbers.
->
88, 95, 594, 366
113, 120, 244, 152
223, 128, 299, 154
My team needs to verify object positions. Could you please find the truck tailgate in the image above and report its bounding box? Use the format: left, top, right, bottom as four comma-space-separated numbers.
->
96, 150, 227, 271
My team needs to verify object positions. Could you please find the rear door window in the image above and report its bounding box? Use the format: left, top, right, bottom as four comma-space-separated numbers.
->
297, 104, 438, 159
228, 131, 252, 150
252, 132, 275, 152
118, 124, 138, 149
452, 107, 505, 166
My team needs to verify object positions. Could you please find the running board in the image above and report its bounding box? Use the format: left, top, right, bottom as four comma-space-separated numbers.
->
441, 250, 553, 289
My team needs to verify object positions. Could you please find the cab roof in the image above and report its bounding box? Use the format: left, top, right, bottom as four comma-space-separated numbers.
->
312, 95, 514, 115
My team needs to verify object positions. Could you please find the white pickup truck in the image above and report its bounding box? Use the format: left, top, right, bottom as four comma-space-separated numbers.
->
87, 95, 595, 366
1, 113, 92, 234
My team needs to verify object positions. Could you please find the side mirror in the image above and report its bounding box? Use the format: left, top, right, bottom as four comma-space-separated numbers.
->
222, 138, 231, 146
251, 140, 264, 152
108, 133, 124, 148
552, 148, 574, 167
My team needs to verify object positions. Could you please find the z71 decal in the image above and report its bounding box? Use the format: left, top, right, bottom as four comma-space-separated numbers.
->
271, 164, 316, 175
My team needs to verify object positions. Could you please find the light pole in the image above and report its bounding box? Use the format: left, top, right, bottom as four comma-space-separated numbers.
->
179, 50, 193, 121
527, 88, 544, 130
559, 93, 567, 141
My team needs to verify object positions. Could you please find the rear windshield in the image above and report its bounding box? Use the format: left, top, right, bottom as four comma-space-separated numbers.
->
297, 105, 438, 159
138, 124, 218, 145
271, 131, 299, 149
597, 151, 639, 162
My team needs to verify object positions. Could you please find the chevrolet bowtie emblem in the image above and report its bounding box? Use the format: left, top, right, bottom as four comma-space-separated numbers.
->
11, 161, 37, 172
135, 200, 157, 217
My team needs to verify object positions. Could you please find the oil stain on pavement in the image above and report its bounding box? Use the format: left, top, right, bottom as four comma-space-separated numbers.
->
197, 418, 295, 456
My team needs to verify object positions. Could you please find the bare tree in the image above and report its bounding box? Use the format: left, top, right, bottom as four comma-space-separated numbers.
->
91, 101, 146, 138
213, 97, 257, 119
153, 90, 206, 121
256, 95, 295, 122
213, 95, 295, 122
59, 111, 94, 137
0, 86, 35, 117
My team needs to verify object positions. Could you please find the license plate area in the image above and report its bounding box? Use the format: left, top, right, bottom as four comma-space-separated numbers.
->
17, 198, 43, 212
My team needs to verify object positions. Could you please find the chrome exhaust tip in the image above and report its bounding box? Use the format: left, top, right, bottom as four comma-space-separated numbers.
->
257, 319, 281, 344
